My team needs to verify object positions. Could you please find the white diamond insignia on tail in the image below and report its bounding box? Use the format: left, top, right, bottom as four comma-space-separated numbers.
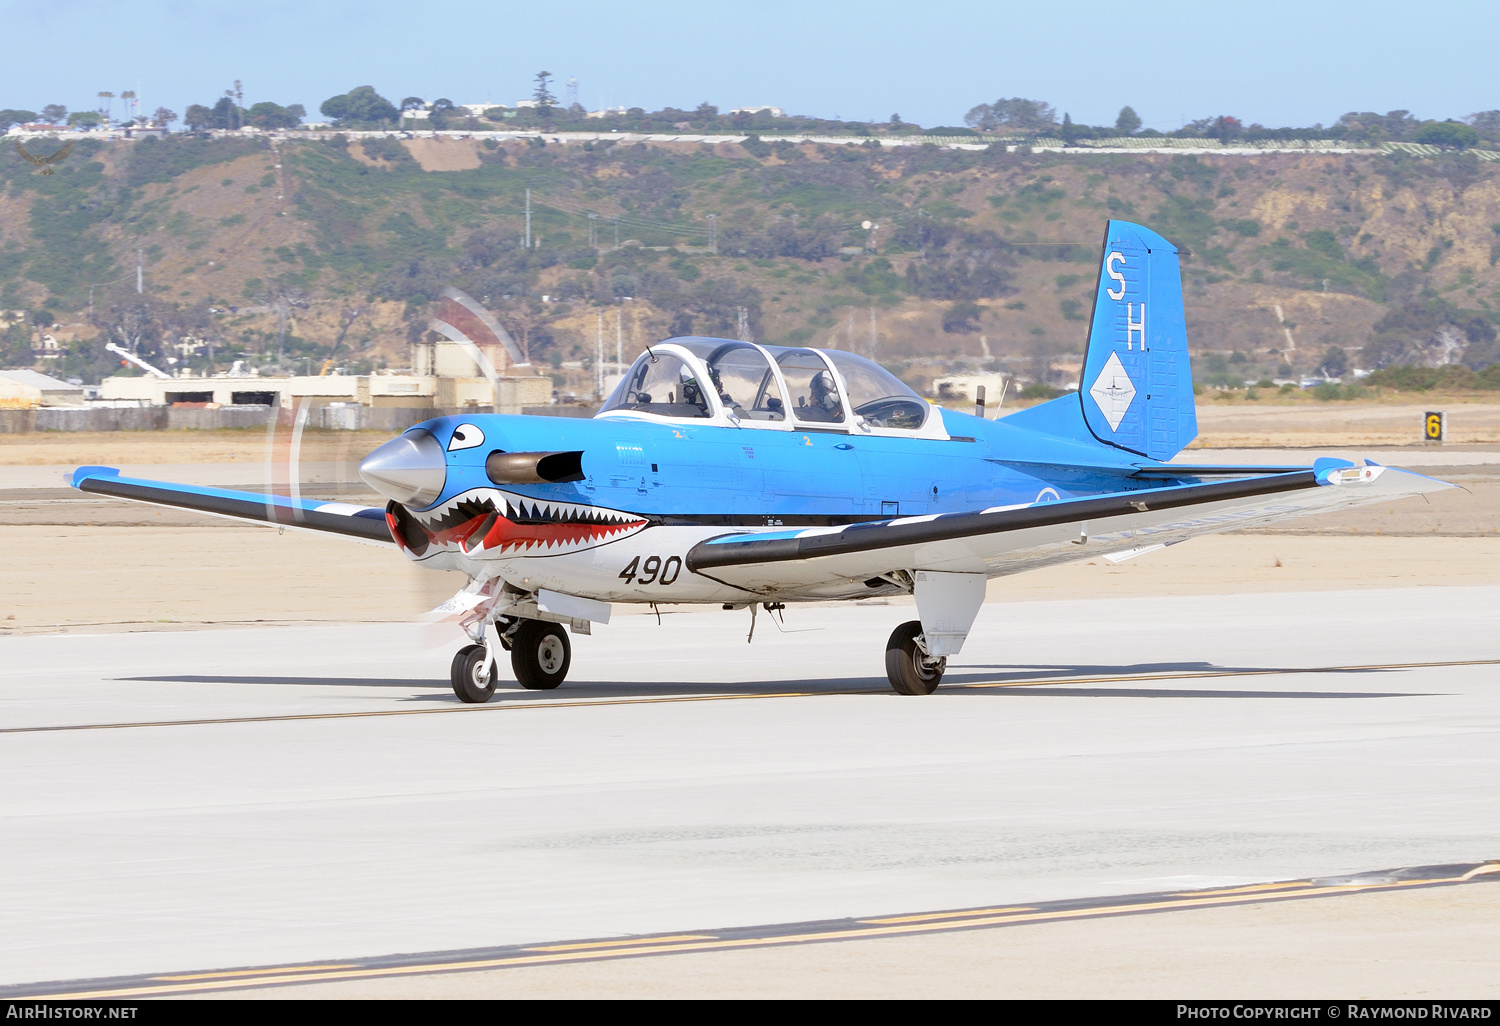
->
1089, 351, 1136, 432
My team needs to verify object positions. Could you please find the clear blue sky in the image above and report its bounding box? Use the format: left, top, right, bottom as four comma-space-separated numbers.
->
3, 0, 1495, 130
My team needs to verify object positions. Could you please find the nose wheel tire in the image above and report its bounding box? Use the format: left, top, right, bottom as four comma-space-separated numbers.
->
512, 620, 572, 690
886, 620, 945, 695
451, 643, 498, 704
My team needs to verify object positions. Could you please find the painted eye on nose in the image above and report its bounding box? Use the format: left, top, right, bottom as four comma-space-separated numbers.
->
447, 424, 485, 452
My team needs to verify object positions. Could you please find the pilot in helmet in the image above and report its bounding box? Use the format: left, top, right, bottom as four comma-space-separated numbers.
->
809, 370, 841, 412
679, 365, 707, 409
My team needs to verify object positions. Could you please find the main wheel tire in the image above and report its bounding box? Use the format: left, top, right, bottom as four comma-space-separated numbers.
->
512, 620, 571, 690
885, 620, 945, 695
451, 643, 498, 704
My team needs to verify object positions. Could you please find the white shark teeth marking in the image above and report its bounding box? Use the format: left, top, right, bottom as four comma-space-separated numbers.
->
416, 485, 645, 556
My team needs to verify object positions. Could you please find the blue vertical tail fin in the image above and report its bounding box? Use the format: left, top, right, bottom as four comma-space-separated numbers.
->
1077, 220, 1197, 461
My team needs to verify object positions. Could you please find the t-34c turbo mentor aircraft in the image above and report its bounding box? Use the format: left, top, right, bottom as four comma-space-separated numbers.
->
72, 220, 1450, 699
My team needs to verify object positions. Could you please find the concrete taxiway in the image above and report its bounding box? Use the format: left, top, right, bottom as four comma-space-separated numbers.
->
1, 586, 1498, 995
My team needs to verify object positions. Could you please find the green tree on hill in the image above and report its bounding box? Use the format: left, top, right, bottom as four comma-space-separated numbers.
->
0, 109, 37, 131
1468, 111, 1500, 144
1115, 105, 1142, 134
428, 98, 457, 130
1319, 345, 1348, 377
533, 72, 557, 126
320, 86, 399, 127
182, 105, 212, 133
963, 97, 1057, 133
1415, 120, 1480, 149
209, 97, 240, 130
245, 102, 305, 129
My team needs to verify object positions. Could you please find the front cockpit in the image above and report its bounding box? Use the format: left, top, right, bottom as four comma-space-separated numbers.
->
597, 338, 944, 438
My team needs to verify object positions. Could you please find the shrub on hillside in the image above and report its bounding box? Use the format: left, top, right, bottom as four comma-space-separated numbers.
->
1017, 382, 1062, 400
1364, 364, 1500, 390
125, 135, 265, 186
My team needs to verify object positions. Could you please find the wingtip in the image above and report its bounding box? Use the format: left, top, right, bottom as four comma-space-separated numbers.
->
70, 465, 120, 489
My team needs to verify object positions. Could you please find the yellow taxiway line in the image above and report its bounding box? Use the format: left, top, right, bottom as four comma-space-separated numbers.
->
13, 863, 1497, 1000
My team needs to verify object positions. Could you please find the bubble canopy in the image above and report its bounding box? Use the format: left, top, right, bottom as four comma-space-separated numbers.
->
598, 338, 931, 432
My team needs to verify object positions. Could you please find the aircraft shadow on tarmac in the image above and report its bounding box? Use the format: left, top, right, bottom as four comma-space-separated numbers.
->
119, 661, 1429, 704
120, 675, 445, 689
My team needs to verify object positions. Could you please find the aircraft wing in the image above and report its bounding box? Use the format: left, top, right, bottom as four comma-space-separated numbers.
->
686, 462, 1452, 592
70, 466, 395, 544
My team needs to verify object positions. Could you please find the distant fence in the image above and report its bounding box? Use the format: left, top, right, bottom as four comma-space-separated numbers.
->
0, 403, 597, 433
525, 405, 597, 418
16, 128, 1498, 161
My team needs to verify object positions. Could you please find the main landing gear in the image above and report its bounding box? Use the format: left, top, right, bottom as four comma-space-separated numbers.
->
450, 618, 573, 703
885, 620, 946, 695
510, 620, 571, 691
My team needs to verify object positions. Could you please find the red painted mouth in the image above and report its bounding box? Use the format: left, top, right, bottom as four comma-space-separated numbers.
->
399, 490, 649, 558
438, 511, 646, 556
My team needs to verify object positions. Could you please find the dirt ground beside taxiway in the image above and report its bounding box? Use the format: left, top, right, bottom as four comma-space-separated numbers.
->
0, 401, 1497, 466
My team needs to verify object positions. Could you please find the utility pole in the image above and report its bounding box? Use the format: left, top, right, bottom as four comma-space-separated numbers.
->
596, 310, 604, 398
525, 188, 532, 249
614, 217, 619, 250
868, 306, 878, 359
615, 308, 622, 374
588, 212, 596, 248
88, 277, 127, 320
707, 213, 716, 254
136, 249, 143, 294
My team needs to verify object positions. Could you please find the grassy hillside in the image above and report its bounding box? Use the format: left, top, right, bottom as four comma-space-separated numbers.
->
4, 135, 1500, 390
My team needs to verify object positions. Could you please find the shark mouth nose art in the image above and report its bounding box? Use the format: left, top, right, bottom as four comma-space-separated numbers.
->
410, 487, 648, 557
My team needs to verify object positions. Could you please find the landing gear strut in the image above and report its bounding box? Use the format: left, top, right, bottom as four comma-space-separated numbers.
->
885, 620, 945, 695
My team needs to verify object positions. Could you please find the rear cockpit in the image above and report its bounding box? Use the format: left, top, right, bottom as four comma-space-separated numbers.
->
596, 337, 946, 438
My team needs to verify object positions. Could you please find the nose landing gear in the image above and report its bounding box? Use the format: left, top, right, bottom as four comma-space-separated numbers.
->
449, 618, 574, 702
451, 643, 497, 704
885, 620, 946, 695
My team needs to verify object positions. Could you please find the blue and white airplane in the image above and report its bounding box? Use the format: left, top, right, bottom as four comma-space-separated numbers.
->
72, 220, 1450, 699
